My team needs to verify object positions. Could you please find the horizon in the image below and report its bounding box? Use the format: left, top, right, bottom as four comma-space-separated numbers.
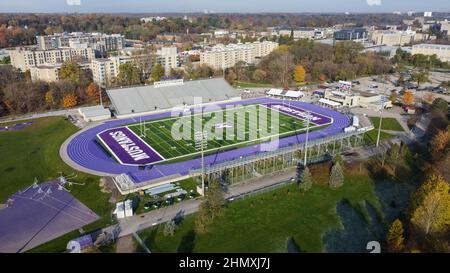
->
1, 0, 449, 14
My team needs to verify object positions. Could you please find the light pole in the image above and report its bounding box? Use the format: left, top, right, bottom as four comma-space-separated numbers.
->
195, 130, 208, 195
303, 110, 311, 166
376, 75, 387, 148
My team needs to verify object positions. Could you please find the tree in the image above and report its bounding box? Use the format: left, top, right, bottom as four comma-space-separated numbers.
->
430, 98, 449, 114
293, 65, 306, 84
386, 219, 405, 252
410, 70, 430, 89
329, 162, 344, 188
195, 202, 213, 234
85, 82, 100, 103
298, 166, 313, 192
430, 128, 450, 160
332, 154, 343, 166
410, 175, 450, 235
206, 180, 225, 218
44, 90, 55, 108
389, 90, 398, 104
59, 61, 83, 83
62, 93, 78, 108
150, 63, 165, 82
252, 69, 267, 82
225, 70, 237, 85
423, 92, 435, 105
116, 62, 141, 86
402, 90, 414, 106
163, 220, 177, 237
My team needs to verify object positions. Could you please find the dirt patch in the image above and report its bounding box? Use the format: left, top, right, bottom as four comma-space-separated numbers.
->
115, 235, 137, 253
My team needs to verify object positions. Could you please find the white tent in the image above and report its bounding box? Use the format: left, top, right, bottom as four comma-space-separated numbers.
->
267, 88, 283, 96
284, 91, 304, 98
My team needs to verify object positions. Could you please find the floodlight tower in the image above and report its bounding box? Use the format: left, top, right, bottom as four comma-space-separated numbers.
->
195, 130, 208, 195
303, 110, 311, 166
376, 74, 387, 148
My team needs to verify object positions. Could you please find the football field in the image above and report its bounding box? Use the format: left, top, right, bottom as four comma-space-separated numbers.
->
96, 103, 333, 165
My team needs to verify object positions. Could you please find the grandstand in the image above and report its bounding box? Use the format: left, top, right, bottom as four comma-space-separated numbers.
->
107, 78, 241, 118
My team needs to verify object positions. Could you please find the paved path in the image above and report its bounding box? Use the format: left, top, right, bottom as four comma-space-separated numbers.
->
115, 168, 298, 237
0, 109, 77, 124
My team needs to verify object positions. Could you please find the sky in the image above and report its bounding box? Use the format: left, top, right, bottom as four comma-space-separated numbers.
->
0, 0, 449, 13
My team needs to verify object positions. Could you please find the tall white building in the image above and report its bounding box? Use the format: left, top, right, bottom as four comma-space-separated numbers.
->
91, 54, 156, 88
36, 32, 125, 54
199, 41, 278, 69
156, 46, 179, 74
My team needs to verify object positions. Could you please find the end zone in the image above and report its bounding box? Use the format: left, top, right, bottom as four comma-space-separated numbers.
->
96, 126, 165, 166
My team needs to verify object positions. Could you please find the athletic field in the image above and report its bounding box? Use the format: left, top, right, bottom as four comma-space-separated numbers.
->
96, 103, 333, 165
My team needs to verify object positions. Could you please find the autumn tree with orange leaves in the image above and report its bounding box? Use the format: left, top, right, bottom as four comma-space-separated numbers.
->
402, 90, 414, 105
62, 94, 78, 108
86, 82, 100, 103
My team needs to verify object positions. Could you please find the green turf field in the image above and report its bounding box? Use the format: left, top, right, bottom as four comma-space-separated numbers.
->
369, 116, 404, 132
128, 104, 324, 161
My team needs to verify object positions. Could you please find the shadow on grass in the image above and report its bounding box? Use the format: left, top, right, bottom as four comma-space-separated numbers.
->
287, 237, 302, 253
323, 200, 383, 253
177, 230, 196, 253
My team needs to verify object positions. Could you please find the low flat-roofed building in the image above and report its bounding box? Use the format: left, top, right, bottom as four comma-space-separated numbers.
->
371, 30, 415, 46
412, 44, 450, 62
78, 105, 111, 122
324, 89, 391, 110
334, 28, 368, 41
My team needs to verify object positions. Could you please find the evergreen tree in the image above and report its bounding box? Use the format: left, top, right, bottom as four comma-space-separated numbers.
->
163, 219, 177, 237
298, 166, 313, 192
386, 219, 405, 252
329, 162, 344, 188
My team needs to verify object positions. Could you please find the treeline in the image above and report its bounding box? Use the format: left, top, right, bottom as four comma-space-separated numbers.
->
0, 12, 441, 48
393, 48, 450, 70
0, 63, 101, 116
224, 40, 392, 87
368, 98, 450, 252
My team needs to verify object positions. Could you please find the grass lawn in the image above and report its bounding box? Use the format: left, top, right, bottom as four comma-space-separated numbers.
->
363, 129, 396, 145
0, 116, 113, 252
235, 81, 273, 88
138, 175, 381, 253
369, 117, 404, 132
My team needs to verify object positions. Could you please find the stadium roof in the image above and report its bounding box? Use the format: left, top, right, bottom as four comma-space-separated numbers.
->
107, 78, 240, 117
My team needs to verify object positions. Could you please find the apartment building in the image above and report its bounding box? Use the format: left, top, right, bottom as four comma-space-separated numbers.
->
412, 44, 450, 62
29, 62, 91, 83
91, 55, 154, 88
156, 46, 179, 74
36, 32, 125, 54
9, 46, 95, 72
199, 41, 278, 69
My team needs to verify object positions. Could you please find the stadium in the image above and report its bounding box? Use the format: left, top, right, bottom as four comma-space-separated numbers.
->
61, 78, 370, 194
